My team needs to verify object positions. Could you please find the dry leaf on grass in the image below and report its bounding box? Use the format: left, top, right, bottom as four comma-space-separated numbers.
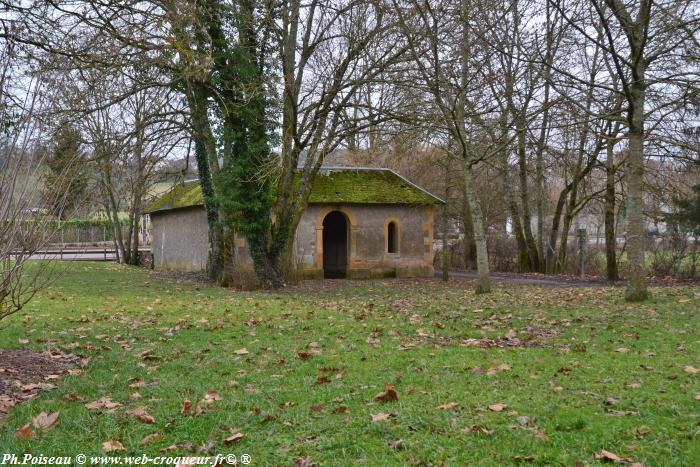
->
180, 399, 193, 415
461, 425, 494, 435
102, 440, 126, 452
128, 379, 147, 388
437, 402, 460, 410
488, 403, 507, 412
126, 407, 155, 424
594, 450, 633, 463
203, 391, 222, 403
375, 384, 399, 402
85, 397, 121, 410
15, 424, 33, 440
234, 348, 249, 355
615, 348, 629, 353
683, 365, 699, 374
371, 412, 395, 422
140, 433, 164, 446
333, 405, 349, 414
223, 431, 244, 445
295, 457, 313, 467
32, 411, 59, 431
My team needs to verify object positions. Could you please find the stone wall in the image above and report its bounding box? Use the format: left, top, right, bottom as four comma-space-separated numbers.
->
294, 204, 435, 278
150, 207, 209, 271
151, 203, 435, 279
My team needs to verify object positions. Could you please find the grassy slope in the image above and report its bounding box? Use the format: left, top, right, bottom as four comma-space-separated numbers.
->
0, 263, 698, 465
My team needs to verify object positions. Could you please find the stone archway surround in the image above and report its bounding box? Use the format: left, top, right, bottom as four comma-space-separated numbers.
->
314, 206, 359, 269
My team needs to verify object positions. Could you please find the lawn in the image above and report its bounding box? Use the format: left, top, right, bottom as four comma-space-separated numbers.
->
0, 263, 698, 465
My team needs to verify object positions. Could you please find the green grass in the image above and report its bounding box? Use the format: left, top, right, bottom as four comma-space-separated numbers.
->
0, 263, 698, 465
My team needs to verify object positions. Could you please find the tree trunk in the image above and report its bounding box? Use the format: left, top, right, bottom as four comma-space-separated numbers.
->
462, 161, 491, 294
547, 190, 567, 273
625, 78, 648, 301
461, 190, 476, 269
441, 200, 450, 282
604, 137, 618, 281
442, 159, 450, 282
515, 114, 541, 271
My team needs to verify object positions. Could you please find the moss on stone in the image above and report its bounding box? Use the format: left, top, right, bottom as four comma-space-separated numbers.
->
305, 169, 442, 205
145, 182, 203, 213
145, 169, 442, 214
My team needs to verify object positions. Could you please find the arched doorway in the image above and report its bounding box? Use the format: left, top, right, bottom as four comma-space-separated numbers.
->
322, 211, 348, 278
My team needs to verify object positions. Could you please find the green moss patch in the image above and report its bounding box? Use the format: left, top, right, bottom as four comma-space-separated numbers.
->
145, 169, 442, 213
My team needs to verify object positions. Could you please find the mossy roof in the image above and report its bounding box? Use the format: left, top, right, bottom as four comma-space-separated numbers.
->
145, 168, 443, 214
144, 181, 203, 213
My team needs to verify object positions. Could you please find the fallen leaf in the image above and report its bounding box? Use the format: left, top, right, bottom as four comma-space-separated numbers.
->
695, 393, 700, 401
130, 392, 142, 401
371, 412, 395, 422
315, 376, 331, 385
533, 429, 548, 441
32, 411, 59, 431
234, 348, 249, 356
437, 402, 460, 410
295, 457, 313, 467
140, 433, 164, 446
388, 439, 405, 449
223, 431, 244, 445
498, 363, 511, 371
102, 440, 126, 452
375, 384, 399, 402
15, 424, 33, 440
129, 379, 147, 388
180, 399, 193, 415
461, 424, 494, 435
683, 365, 699, 374
297, 351, 312, 360
127, 407, 155, 424
203, 391, 222, 403
333, 405, 349, 414
505, 329, 517, 339
615, 348, 629, 353
85, 397, 121, 410
488, 403, 507, 412
594, 450, 633, 462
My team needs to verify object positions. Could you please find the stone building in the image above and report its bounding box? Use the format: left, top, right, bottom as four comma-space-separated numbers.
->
145, 167, 443, 279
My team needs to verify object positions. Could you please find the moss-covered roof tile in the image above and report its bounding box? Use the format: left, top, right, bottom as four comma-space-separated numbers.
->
145, 168, 442, 214
144, 181, 203, 213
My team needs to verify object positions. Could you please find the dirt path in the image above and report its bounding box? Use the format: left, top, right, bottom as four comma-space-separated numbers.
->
438, 269, 699, 288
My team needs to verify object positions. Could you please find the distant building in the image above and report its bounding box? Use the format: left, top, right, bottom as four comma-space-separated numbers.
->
145, 167, 443, 279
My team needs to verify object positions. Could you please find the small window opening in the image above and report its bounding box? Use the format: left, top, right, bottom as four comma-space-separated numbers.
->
387, 221, 398, 253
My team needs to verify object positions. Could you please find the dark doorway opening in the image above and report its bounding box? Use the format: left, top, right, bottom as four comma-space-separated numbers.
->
323, 211, 348, 278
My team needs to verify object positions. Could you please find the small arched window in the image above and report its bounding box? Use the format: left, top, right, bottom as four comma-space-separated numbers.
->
387, 221, 399, 254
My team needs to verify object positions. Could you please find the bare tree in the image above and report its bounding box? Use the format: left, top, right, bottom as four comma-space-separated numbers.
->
0, 34, 72, 321
551, 0, 700, 299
